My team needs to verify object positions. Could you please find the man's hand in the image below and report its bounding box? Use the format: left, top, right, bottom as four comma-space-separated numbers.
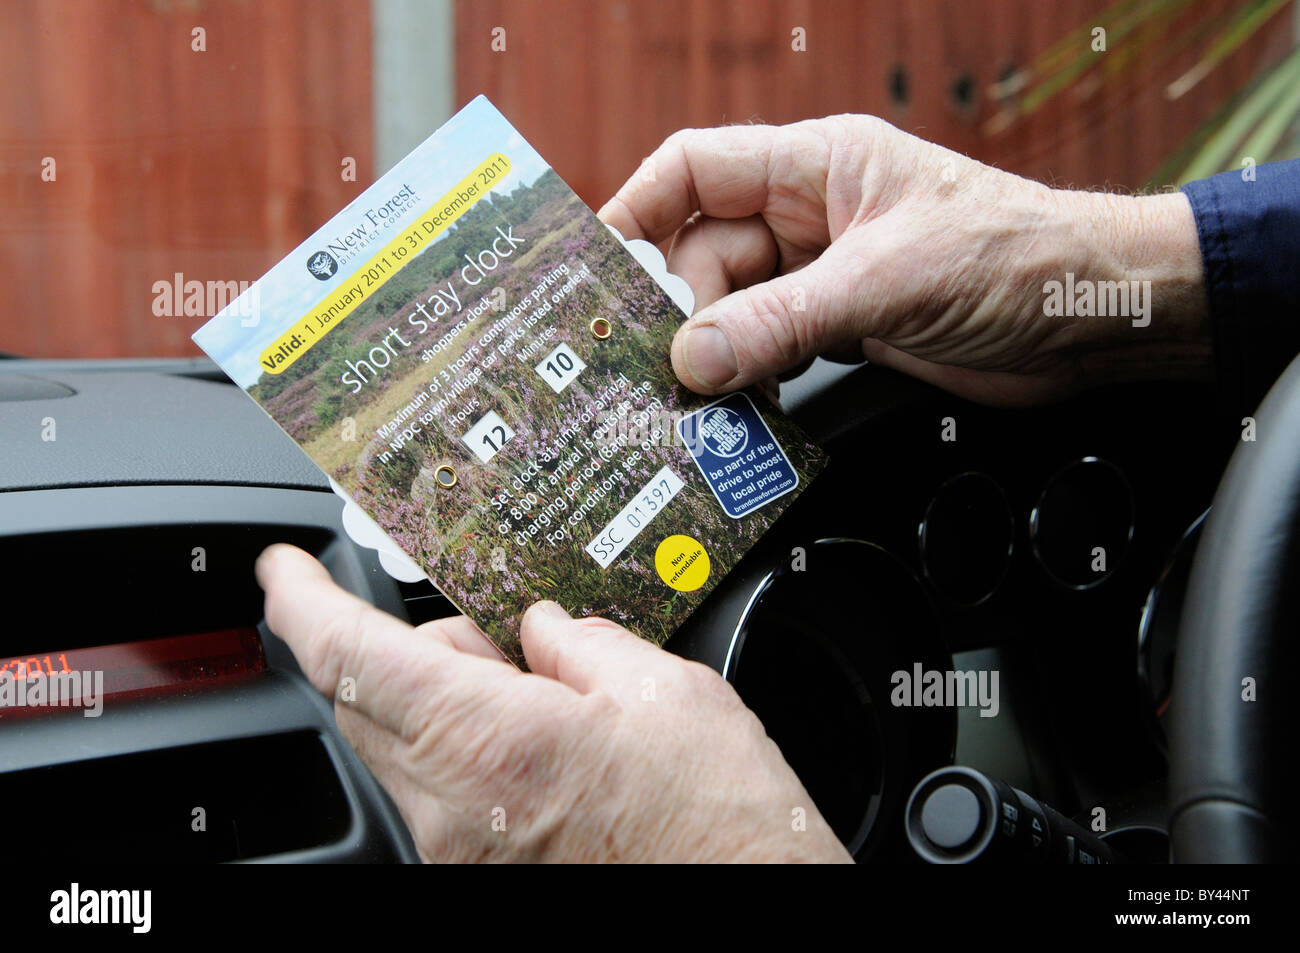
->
256, 543, 851, 863
599, 115, 1211, 406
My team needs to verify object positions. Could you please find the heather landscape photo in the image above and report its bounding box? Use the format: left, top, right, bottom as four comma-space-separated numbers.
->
246, 164, 824, 666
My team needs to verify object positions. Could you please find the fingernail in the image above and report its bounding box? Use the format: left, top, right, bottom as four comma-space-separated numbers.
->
532, 600, 572, 621
682, 325, 738, 388
254, 544, 287, 586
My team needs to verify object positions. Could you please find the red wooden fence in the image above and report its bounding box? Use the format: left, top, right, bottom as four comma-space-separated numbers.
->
0, 0, 1289, 360
456, 0, 1290, 202
0, 0, 374, 359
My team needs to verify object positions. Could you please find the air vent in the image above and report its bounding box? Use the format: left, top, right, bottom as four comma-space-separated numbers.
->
2, 524, 334, 653
3, 731, 351, 861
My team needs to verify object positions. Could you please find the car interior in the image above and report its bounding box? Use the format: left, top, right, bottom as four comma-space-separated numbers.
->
4, 0, 1296, 875
4, 352, 1286, 863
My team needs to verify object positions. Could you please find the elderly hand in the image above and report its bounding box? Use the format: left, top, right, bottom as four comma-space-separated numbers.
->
600, 114, 1210, 406
256, 543, 851, 863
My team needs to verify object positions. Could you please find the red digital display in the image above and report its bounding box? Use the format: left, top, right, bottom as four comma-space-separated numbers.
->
0, 627, 266, 717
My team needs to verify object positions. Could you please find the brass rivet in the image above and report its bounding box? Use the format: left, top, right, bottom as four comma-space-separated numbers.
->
589, 317, 612, 340
434, 464, 458, 488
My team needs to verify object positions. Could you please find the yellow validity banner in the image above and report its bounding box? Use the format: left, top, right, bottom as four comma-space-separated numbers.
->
259, 153, 511, 375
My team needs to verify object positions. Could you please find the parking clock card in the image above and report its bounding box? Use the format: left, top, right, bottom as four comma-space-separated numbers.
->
193, 95, 827, 667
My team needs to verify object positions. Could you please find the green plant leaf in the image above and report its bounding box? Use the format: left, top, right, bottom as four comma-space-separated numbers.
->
1176, 47, 1300, 181
1166, 0, 1294, 100
998, 0, 1197, 120
1236, 65, 1300, 160
1146, 72, 1265, 186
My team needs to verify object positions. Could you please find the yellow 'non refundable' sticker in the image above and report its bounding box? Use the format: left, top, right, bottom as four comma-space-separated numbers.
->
654, 535, 710, 592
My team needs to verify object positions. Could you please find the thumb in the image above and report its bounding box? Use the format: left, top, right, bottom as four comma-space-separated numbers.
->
520, 601, 680, 702
670, 247, 868, 393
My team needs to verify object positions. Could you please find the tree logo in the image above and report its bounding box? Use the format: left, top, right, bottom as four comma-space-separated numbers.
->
698, 407, 749, 458
307, 251, 339, 281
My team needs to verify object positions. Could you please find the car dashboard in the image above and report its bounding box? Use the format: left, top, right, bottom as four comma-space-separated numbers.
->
0, 357, 1230, 862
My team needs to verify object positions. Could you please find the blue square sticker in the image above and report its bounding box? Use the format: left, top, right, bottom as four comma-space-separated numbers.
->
676, 392, 800, 519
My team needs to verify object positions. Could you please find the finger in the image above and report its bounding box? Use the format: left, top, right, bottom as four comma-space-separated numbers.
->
666, 215, 779, 314
670, 244, 872, 393
755, 376, 782, 408
334, 705, 454, 861
417, 614, 509, 662
335, 704, 429, 811
519, 601, 679, 704
860, 339, 1074, 407
597, 124, 817, 244
256, 544, 516, 738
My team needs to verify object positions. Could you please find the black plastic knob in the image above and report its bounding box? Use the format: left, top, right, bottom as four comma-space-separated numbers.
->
906, 766, 1118, 864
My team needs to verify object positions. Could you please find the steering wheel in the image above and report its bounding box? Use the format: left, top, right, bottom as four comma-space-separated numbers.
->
1169, 353, 1300, 862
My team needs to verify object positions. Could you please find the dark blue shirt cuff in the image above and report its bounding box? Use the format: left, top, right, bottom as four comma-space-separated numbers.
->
1181, 159, 1300, 419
